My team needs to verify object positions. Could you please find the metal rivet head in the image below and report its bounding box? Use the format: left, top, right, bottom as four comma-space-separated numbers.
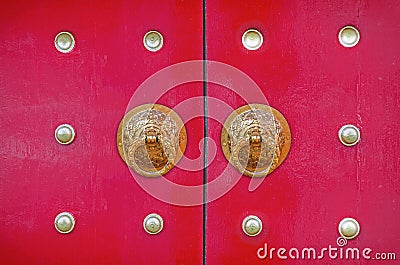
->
242, 215, 262, 236
55, 124, 76, 145
338, 217, 360, 239
338, 26, 360, 48
55, 212, 75, 234
54, 32, 75, 53
242, 29, 263, 50
338, 124, 360, 146
143, 31, 163, 52
143, 213, 163, 234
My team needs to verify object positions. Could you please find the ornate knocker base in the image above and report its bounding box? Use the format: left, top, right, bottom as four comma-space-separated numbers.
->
117, 104, 187, 177
221, 104, 291, 178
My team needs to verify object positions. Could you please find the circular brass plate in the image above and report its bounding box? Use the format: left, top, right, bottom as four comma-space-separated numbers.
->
143, 213, 164, 235
54, 212, 75, 234
117, 104, 187, 177
143, 30, 163, 52
338, 124, 360, 146
242, 215, 263, 237
338, 25, 360, 48
242, 29, 263, 50
54, 32, 75, 53
55, 124, 75, 145
338, 217, 360, 239
221, 104, 291, 177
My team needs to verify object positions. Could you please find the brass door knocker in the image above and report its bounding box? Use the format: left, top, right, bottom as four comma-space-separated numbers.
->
221, 104, 291, 177
117, 104, 187, 177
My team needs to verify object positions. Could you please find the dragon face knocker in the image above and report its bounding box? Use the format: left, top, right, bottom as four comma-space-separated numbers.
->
221, 104, 291, 177
117, 104, 187, 177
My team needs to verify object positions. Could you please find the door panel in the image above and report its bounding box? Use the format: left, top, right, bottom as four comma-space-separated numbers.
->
1, 1, 400, 264
0, 1, 203, 264
206, 1, 400, 264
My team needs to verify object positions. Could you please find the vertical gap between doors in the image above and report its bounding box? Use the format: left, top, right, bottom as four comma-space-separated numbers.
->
202, 0, 208, 264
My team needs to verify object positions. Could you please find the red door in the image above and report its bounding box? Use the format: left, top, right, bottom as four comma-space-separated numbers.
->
206, 1, 400, 264
0, 1, 203, 264
1, 1, 399, 265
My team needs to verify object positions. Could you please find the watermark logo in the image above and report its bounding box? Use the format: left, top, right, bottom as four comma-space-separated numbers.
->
336, 236, 347, 247
257, 237, 396, 261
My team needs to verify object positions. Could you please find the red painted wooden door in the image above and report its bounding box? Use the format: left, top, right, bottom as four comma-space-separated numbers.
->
1, 1, 400, 265
0, 1, 203, 264
206, 1, 400, 265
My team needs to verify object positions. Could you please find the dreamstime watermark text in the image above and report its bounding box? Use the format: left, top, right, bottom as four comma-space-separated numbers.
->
257, 237, 396, 261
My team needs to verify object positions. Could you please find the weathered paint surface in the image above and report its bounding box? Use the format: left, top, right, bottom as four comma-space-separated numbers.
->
206, 1, 400, 264
0, 1, 203, 264
1, 1, 399, 265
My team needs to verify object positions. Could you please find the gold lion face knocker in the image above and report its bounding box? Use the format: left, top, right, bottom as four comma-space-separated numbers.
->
117, 104, 187, 177
221, 104, 291, 177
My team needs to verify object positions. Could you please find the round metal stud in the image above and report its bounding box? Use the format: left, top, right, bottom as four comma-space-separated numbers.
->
143, 31, 163, 52
143, 213, 163, 235
54, 32, 75, 53
54, 212, 75, 234
55, 124, 76, 145
338, 124, 360, 146
338, 217, 360, 239
242, 29, 263, 50
242, 215, 263, 236
338, 26, 360, 48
